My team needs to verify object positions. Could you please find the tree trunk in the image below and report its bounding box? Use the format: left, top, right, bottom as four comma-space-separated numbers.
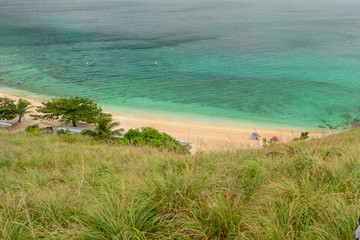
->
18, 115, 22, 123
72, 120, 77, 127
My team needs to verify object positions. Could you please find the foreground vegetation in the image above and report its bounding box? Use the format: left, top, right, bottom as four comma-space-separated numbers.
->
1, 128, 360, 239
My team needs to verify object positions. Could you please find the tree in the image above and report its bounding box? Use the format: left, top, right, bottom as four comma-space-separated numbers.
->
16, 98, 32, 123
81, 115, 124, 140
33, 97, 102, 127
0, 97, 17, 120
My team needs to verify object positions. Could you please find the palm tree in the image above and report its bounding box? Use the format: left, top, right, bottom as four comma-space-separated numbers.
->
81, 116, 124, 140
16, 98, 32, 123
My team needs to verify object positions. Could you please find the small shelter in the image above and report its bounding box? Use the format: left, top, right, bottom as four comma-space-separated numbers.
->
251, 133, 260, 140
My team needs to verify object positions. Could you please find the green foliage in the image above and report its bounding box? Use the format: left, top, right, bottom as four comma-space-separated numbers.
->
300, 131, 309, 140
25, 124, 42, 135
1, 128, 360, 239
294, 131, 310, 141
32, 96, 102, 127
57, 129, 70, 135
0, 97, 17, 120
16, 98, 31, 123
123, 127, 188, 153
81, 115, 124, 141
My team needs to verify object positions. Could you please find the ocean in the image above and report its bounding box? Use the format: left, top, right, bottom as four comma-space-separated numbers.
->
1, 0, 360, 130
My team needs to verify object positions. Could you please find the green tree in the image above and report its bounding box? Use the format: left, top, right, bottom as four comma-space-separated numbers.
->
81, 115, 124, 140
33, 97, 102, 127
0, 97, 17, 120
16, 98, 32, 123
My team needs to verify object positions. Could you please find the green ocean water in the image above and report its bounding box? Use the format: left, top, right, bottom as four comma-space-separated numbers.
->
1, 0, 360, 130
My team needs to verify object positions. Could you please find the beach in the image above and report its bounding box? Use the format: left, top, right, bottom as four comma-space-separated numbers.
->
0, 88, 329, 152
1, 0, 359, 150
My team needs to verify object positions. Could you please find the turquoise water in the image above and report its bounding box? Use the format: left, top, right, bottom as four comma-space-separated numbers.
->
1, 0, 360, 130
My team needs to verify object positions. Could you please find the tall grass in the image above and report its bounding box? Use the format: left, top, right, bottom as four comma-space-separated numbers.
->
1, 128, 360, 239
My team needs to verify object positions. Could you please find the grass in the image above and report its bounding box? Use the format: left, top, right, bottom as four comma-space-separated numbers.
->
0, 128, 360, 239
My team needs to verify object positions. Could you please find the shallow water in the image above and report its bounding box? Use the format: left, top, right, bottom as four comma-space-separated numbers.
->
1, 0, 360, 130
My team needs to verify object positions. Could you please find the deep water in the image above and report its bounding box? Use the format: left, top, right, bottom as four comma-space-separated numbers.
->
1, 0, 360, 130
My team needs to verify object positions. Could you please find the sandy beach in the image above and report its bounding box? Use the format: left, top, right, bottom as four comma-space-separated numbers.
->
0, 89, 329, 152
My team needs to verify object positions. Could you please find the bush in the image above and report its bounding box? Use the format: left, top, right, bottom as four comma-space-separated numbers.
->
123, 127, 188, 153
294, 132, 310, 141
25, 124, 42, 135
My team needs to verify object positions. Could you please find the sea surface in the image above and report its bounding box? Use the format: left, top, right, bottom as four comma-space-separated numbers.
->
1, 0, 360, 130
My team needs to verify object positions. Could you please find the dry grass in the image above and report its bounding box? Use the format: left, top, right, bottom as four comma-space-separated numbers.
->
1, 128, 360, 239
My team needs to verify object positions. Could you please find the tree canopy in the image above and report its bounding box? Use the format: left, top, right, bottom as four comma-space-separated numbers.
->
33, 97, 102, 127
0, 97, 17, 120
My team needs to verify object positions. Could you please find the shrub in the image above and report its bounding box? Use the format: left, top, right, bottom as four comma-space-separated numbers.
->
25, 124, 42, 135
294, 132, 310, 141
300, 132, 309, 140
123, 127, 188, 153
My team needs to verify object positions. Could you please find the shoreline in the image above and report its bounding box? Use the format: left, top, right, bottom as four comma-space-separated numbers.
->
101, 103, 325, 132
0, 87, 330, 152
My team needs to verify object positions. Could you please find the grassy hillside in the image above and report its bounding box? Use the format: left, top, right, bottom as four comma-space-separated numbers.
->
1, 128, 360, 239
